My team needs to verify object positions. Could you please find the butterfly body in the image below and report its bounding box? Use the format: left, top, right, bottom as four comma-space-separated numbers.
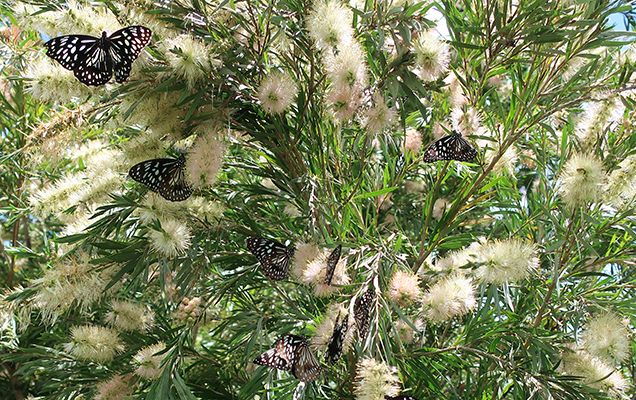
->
324, 244, 342, 285
45, 26, 152, 86
254, 334, 322, 382
129, 155, 192, 202
422, 131, 477, 163
246, 236, 294, 281
325, 313, 348, 365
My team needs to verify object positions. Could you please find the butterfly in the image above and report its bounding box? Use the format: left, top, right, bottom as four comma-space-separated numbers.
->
246, 236, 295, 281
325, 312, 348, 365
385, 396, 419, 400
254, 334, 322, 382
422, 131, 478, 163
44, 26, 152, 86
129, 154, 192, 202
324, 245, 342, 285
354, 287, 374, 342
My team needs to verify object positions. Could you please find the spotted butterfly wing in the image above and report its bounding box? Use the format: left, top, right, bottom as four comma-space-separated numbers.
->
354, 287, 374, 342
324, 244, 342, 285
254, 334, 301, 371
422, 131, 477, 162
385, 396, 419, 400
246, 236, 295, 281
44, 26, 152, 86
325, 313, 348, 365
291, 337, 322, 383
129, 155, 192, 202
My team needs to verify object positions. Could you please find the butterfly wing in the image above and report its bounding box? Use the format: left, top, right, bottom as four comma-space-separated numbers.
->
385, 396, 419, 400
44, 34, 99, 70
325, 313, 348, 365
254, 348, 292, 371
129, 155, 192, 202
354, 288, 374, 342
246, 236, 294, 281
423, 131, 477, 162
291, 339, 322, 383
254, 334, 302, 372
108, 26, 152, 83
324, 244, 342, 285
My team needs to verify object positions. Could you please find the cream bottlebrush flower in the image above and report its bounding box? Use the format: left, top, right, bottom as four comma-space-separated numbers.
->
388, 270, 422, 307
64, 325, 124, 363
133, 342, 167, 380
291, 242, 322, 282
95, 375, 134, 400
116, 92, 185, 139
476, 238, 538, 284
412, 30, 451, 81
404, 128, 423, 156
306, 0, 354, 52
30, 1, 121, 38
432, 198, 451, 219
360, 94, 396, 135
559, 347, 628, 396
163, 34, 218, 87
105, 301, 154, 332
557, 153, 606, 208
432, 241, 482, 273
30, 173, 87, 217
325, 41, 368, 90
326, 84, 360, 121
257, 71, 298, 114
32, 253, 116, 325
444, 73, 469, 108
581, 313, 630, 365
605, 154, 636, 206
576, 99, 626, 149
483, 141, 518, 176
451, 106, 483, 136
120, 129, 168, 168
354, 358, 401, 400
421, 274, 477, 322
185, 130, 226, 189
394, 319, 421, 344
148, 218, 192, 257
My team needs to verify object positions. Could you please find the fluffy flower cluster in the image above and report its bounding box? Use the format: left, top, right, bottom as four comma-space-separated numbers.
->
605, 154, 636, 207
404, 128, 423, 156
581, 312, 630, 365
105, 301, 154, 332
388, 270, 422, 307
475, 238, 538, 284
559, 346, 628, 397
360, 93, 396, 135
174, 297, 203, 325
412, 30, 451, 81
162, 34, 219, 87
95, 374, 135, 400
354, 358, 401, 400
421, 274, 477, 322
133, 342, 168, 380
148, 218, 192, 258
64, 325, 124, 363
291, 243, 349, 296
558, 154, 606, 208
24, 57, 97, 105
185, 129, 226, 189
257, 71, 298, 114
32, 253, 118, 325
306, 0, 354, 52
116, 92, 186, 139
137, 194, 224, 225
576, 98, 626, 149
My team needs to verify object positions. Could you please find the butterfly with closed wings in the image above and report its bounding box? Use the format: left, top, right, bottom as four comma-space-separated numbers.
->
44, 26, 152, 86
254, 334, 322, 382
354, 287, 374, 342
422, 130, 478, 163
325, 312, 348, 365
129, 154, 192, 202
324, 244, 342, 285
246, 236, 295, 281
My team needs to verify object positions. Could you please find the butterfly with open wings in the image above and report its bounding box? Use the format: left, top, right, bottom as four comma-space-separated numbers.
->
129, 155, 192, 202
246, 236, 295, 281
254, 334, 322, 383
45, 26, 152, 86
422, 131, 478, 163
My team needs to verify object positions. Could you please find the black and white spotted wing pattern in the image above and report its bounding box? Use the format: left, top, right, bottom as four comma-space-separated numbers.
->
254, 334, 301, 371
246, 236, 295, 281
291, 337, 322, 383
354, 287, 374, 342
422, 131, 478, 163
129, 155, 192, 202
44, 26, 152, 86
325, 313, 348, 365
324, 244, 342, 285
385, 396, 419, 400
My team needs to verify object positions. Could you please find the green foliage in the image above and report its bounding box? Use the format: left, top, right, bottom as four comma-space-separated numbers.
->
0, 0, 635, 399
